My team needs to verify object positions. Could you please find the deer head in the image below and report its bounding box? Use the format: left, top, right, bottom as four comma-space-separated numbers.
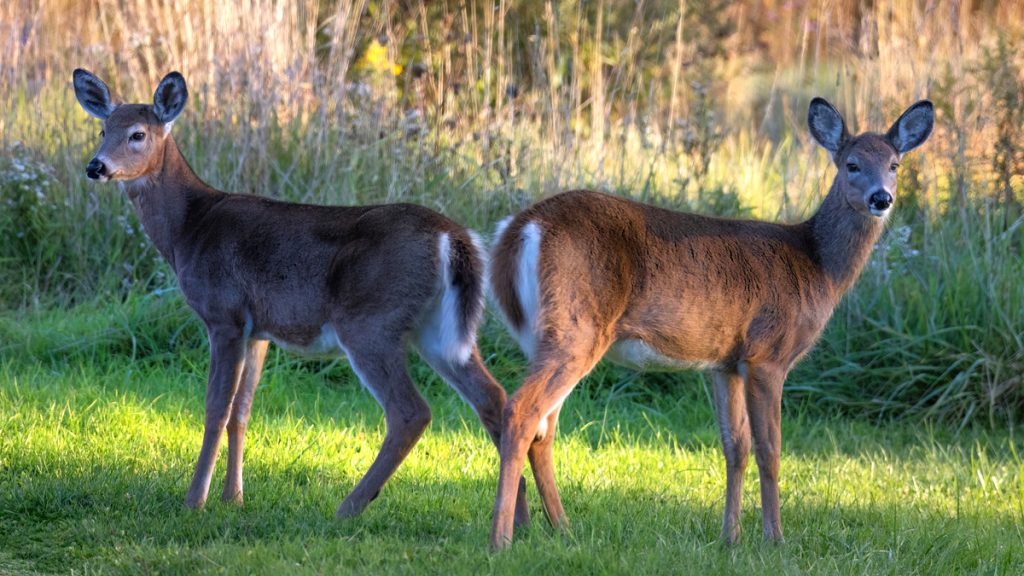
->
808, 98, 934, 218
73, 69, 188, 183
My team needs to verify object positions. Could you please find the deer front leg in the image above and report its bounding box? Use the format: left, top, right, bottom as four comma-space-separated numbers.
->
222, 338, 269, 505
712, 369, 751, 545
745, 362, 786, 543
184, 327, 248, 510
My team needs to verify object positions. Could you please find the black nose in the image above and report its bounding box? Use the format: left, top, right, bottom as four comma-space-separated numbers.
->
86, 158, 106, 180
869, 190, 893, 212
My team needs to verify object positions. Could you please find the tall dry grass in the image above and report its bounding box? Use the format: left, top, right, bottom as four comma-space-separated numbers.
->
2, 1, 1021, 208
1, 0, 1022, 423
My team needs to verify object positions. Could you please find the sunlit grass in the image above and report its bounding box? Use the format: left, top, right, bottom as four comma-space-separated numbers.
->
1, 304, 1023, 575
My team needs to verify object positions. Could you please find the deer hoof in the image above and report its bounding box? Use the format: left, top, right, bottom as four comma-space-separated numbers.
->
221, 489, 244, 506
184, 494, 207, 510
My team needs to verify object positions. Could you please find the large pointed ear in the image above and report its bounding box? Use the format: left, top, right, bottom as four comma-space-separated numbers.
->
153, 71, 188, 125
807, 97, 850, 158
73, 68, 117, 120
886, 100, 934, 154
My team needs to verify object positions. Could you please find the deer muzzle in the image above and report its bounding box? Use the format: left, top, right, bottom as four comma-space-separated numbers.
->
86, 158, 107, 180
868, 190, 893, 215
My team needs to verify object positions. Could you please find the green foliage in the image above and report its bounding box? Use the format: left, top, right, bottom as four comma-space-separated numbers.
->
0, 148, 59, 301
792, 206, 1024, 425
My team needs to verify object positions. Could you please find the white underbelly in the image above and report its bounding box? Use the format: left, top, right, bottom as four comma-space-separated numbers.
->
605, 339, 716, 372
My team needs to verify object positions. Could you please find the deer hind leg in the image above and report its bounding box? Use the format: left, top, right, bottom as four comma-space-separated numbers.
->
527, 401, 567, 530
416, 344, 531, 528
185, 326, 248, 510
491, 335, 610, 550
744, 362, 786, 543
221, 338, 269, 505
334, 333, 432, 519
712, 369, 751, 545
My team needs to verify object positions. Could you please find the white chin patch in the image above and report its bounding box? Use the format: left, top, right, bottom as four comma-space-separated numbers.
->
869, 207, 891, 218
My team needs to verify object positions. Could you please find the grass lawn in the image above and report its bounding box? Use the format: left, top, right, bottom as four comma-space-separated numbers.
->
1, 301, 1022, 575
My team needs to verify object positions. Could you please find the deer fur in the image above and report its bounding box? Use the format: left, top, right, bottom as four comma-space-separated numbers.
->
487, 97, 934, 549
72, 68, 529, 522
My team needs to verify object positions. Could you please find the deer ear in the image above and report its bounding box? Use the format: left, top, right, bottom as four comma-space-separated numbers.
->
153, 71, 188, 125
886, 100, 934, 154
807, 97, 849, 158
73, 68, 117, 120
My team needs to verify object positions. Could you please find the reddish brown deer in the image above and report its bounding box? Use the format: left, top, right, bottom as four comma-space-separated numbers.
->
72, 68, 529, 522
487, 98, 934, 549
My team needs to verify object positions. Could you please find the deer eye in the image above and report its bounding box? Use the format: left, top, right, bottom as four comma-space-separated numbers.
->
890, 162, 899, 172
129, 131, 145, 142
846, 163, 860, 173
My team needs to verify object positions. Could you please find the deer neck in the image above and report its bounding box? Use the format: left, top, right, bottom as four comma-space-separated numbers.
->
808, 180, 885, 295
119, 135, 220, 270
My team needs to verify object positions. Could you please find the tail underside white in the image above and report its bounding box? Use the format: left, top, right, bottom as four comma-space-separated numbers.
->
415, 232, 483, 367
489, 219, 542, 361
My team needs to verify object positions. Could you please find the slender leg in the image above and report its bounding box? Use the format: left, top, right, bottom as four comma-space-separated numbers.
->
222, 339, 270, 504
745, 362, 786, 543
335, 341, 432, 519
491, 345, 606, 550
185, 327, 248, 509
712, 369, 751, 545
491, 367, 555, 550
418, 345, 531, 527
527, 403, 567, 530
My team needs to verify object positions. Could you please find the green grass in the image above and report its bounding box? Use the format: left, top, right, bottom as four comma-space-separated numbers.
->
1, 303, 1022, 575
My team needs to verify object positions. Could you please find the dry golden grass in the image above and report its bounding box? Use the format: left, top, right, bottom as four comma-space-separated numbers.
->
2, 1, 1021, 214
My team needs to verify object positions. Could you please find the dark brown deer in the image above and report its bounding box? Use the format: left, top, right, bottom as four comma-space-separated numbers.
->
72, 68, 529, 522
487, 98, 934, 549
